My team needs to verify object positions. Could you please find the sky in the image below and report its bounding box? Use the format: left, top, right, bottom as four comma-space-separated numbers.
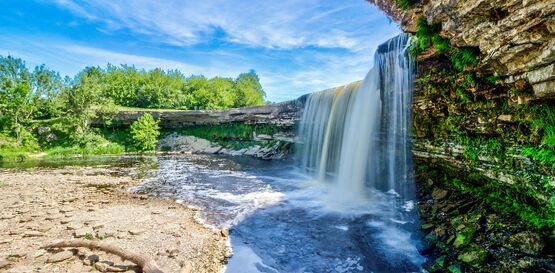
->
0, 0, 401, 102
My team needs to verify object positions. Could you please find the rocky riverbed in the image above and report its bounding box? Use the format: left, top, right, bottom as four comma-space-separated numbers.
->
0, 165, 231, 273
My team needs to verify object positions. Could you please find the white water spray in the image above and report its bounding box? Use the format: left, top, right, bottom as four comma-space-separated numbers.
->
298, 34, 415, 205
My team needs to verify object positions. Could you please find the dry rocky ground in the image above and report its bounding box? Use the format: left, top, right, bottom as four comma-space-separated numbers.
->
0, 166, 231, 273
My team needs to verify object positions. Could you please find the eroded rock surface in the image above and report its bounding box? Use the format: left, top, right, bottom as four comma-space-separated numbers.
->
368, 0, 555, 98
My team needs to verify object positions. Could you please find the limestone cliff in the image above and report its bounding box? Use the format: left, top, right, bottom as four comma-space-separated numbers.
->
368, 0, 555, 98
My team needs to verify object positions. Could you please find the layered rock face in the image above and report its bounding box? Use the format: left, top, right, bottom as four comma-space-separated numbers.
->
368, 0, 555, 98
92, 98, 304, 128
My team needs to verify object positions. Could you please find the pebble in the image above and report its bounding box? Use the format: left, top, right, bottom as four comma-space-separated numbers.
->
33, 249, 47, 258
8, 251, 27, 258
66, 223, 81, 230
74, 227, 94, 238
23, 230, 45, 237
82, 254, 99, 266
46, 250, 74, 263
220, 228, 229, 237
96, 228, 117, 239
128, 229, 146, 236
0, 238, 13, 244
0, 260, 11, 269
94, 261, 127, 272
0, 214, 16, 220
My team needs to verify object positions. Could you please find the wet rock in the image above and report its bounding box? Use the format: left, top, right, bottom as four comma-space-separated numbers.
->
432, 189, 448, 200
430, 256, 445, 271
47, 250, 74, 263
505, 231, 544, 255
447, 263, 462, 273
82, 254, 99, 266
458, 244, 488, 267
453, 226, 476, 248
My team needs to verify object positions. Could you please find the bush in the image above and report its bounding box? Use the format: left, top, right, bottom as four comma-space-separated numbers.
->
130, 113, 160, 151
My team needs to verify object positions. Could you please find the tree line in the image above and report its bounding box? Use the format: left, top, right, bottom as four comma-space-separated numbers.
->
0, 55, 266, 157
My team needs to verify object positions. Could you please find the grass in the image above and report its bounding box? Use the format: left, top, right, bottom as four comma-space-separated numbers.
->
0, 149, 30, 162
169, 123, 285, 142
45, 143, 125, 158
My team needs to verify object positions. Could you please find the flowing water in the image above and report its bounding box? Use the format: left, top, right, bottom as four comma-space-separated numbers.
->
137, 34, 425, 272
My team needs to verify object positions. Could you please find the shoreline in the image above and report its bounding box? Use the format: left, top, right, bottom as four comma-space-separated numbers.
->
0, 165, 231, 273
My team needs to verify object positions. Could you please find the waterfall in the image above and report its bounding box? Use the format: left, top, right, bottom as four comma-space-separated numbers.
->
298, 34, 415, 204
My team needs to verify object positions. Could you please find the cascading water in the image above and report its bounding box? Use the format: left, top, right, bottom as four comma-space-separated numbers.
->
136, 33, 424, 273
299, 33, 415, 204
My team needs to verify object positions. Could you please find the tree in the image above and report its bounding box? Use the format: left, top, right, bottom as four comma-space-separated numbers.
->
234, 71, 266, 107
0, 56, 36, 142
31, 64, 65, 119
130, 113, 160, 151
63, 67, 103, 135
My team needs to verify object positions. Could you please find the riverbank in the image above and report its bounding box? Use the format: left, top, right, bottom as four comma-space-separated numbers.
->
0, 165, 231, 273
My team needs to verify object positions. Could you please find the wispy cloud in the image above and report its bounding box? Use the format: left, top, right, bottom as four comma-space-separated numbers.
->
51, 0, 394, 51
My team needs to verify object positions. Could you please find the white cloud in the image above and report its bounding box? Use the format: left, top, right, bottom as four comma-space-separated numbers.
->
51, 0, 395, 51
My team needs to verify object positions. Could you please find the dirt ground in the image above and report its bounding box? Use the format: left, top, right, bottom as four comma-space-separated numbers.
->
0, 166, 231, 273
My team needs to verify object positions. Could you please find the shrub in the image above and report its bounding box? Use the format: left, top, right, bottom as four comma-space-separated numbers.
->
130, 113, 160, 151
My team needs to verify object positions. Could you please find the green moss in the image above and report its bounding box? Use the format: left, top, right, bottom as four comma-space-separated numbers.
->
395, 0, 417, 10
458, 245, 488, 267
446, 175, 554, 230
168, 123, 288, 143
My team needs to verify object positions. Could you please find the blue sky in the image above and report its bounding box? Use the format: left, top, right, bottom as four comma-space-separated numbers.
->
0, 0, 400, 102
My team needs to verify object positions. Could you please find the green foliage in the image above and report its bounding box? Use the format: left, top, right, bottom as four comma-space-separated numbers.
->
81, 64, 266, 110
450, 48, 479, 71
433, 170, 554, 230
395, 0, 416, 10
529, 104, 555, 149
414, 17, 479, 72
130, 114, 160, 152
0, 54, 267, 160
522, 147, 555, 171
171, 123, 287, 149
172, 123, 280, 142
234, 71, 266, 107
0, 56, 35, 141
